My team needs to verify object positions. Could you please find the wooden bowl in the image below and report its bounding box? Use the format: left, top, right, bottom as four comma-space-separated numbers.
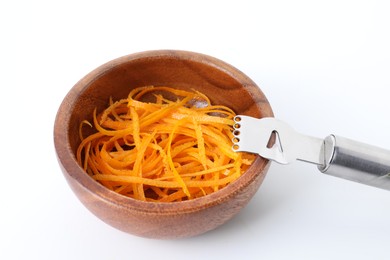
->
54, 50, 273, 239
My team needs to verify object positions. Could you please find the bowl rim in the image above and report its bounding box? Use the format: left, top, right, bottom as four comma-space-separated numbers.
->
54, 49, 273, 215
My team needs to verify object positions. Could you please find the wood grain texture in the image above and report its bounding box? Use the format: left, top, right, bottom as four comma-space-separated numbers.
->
54, 50, 274, 239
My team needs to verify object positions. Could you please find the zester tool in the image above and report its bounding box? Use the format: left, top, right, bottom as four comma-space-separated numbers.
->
232, 115, 390, 191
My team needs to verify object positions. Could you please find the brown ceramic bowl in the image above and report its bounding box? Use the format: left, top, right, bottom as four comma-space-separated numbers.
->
54, 50, 273, 239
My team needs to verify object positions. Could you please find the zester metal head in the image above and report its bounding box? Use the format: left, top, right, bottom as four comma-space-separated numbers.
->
232, 115, 323, 165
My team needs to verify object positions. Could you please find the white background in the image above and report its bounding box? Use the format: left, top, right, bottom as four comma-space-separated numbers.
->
1, 1, 390, 259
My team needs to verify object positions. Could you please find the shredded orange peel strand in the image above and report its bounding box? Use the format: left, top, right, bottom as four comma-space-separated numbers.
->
77, 86, 255, 202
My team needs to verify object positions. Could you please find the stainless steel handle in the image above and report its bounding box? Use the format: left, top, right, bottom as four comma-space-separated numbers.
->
319, 135, 390, 191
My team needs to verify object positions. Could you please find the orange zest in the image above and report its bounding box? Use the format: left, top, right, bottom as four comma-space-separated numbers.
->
76, 86, 255, 202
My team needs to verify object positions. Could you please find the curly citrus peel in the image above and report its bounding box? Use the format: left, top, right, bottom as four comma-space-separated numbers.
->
77, 86, 255, 202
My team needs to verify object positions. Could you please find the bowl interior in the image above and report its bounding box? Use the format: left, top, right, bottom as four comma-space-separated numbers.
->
67, 51, 272, 157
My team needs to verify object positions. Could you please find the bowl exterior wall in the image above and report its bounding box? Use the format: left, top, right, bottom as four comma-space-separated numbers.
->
59, 159, 270, 239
